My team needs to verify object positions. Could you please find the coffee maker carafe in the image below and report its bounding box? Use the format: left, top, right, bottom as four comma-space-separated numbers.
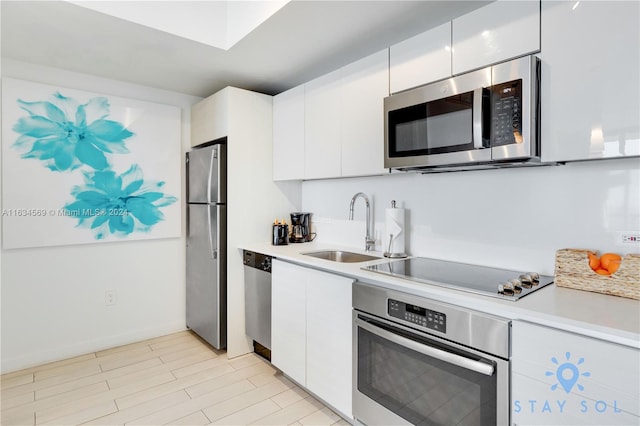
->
289, 212, 311, 243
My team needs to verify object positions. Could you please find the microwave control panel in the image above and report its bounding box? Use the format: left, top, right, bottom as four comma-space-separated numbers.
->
388, 299, 447, 333
490, 79, 523, 147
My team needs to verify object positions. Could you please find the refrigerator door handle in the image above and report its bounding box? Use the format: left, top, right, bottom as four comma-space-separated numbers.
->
207, 205, 217, 260
207, 147, 216, 204
186, 206, 190, 239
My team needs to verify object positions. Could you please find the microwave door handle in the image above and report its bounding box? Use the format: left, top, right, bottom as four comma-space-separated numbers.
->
473, 87, 487, 149
356, 316, 495, 377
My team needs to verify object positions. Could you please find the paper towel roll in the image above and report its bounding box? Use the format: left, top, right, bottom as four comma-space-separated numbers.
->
385, 207, 406, 257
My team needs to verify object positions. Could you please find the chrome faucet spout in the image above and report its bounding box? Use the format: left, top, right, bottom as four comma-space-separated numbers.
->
348, 192, 375, 251
349, 192, 368, 220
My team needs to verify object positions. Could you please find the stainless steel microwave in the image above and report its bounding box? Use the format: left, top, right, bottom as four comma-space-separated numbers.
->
384, 55, 541, 172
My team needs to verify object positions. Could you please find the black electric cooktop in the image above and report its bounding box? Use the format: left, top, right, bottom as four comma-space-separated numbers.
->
363, 257, 554, 301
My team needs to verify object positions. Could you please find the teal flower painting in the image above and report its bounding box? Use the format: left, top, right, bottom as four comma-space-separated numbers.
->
64, 165, 177, 239
12, 92, 134, 172
2, 77, 181, 248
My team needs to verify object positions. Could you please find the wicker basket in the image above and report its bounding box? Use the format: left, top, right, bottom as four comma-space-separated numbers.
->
555, 249, 640, 300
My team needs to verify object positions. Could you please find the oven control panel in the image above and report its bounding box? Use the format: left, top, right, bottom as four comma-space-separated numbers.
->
388, 299, 446, 333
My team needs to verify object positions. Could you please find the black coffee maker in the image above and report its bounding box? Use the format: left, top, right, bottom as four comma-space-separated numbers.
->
289, 212, 312, 243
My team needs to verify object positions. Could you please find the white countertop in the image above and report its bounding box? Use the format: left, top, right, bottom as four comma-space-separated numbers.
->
240, 241, 640, 349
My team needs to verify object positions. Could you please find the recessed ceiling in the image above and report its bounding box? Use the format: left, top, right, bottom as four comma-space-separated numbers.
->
1, 0, 491, 98
68, 1, 290, 50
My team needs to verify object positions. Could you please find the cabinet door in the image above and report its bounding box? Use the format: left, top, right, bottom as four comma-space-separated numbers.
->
304, 68, 342, 179
452, 0, 540, 74
306, 267, 354, 418
390, 21, 452, 94
190, 89, 228, 147
271, 259, 306, 385
512, 321, 640, 425
539, 1, 640, 162
273, 85, 305, 181
341, 49, 389, 178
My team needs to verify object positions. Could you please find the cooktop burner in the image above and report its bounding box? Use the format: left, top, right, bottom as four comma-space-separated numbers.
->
363, 257, 554, 301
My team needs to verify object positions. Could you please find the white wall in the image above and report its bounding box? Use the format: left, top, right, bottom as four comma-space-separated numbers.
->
0, 59, 202, 373
302, 157, 640, 276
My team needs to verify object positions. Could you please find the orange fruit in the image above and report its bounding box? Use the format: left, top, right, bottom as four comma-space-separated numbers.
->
600, 253, 622, 270
606, 259, 621, 274
595, 268, 610, 275
587, 252, 600, 271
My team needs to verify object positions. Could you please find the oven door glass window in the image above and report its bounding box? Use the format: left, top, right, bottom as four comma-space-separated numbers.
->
388, 91, 476, 157
357, 322, 497, 425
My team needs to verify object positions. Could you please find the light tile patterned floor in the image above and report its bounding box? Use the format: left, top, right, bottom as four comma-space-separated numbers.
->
0, 331, 350, 425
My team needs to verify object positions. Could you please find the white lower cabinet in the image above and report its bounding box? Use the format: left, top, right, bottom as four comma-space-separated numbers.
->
271, 259, 354, 418
306, 265, 353, 417
512, 321, 640, 425
271, 259, 307, 386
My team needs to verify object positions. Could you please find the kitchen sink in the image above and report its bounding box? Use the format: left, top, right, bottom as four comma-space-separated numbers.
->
302, 250, 380, 263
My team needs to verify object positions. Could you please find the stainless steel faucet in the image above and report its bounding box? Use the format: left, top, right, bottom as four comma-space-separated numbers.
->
349, 192, 375, 251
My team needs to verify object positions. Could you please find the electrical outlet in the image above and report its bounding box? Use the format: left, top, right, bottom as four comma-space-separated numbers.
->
105, 290, 117, 306
617, 231, 640, 246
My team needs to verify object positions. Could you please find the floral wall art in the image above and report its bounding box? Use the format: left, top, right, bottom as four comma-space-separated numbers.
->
1, 78, 181, 249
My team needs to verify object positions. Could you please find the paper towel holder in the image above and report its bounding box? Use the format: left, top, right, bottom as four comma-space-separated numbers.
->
384, 237, 407, 258
384, 200, 408, 258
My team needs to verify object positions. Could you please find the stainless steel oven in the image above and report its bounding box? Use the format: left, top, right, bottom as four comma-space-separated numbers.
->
353, 281, 511, 425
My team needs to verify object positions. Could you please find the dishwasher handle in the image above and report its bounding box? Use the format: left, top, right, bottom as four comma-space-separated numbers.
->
356, 315, 495, 377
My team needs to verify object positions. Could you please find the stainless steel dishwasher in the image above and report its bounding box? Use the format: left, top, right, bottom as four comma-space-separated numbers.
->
243, 250, 272, 361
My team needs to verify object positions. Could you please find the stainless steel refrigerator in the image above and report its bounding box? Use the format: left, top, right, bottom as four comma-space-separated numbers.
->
186, 141, 226, 349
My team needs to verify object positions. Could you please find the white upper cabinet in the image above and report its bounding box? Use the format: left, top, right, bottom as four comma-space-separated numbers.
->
340, 49, 389, 177
290, 48, 389, 180
390, 21, 452, 93
304, 68, 343, 180
512, 321, 639, 425
539, 1, 640, 162
273, 85, 305, 181
190, 89, 228, 147
452, 0, 540, 75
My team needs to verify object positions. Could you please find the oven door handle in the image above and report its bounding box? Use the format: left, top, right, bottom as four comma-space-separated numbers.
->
357, 317, 495, 377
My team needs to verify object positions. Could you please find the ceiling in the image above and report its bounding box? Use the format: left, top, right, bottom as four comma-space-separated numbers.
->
1, 1, 491, 98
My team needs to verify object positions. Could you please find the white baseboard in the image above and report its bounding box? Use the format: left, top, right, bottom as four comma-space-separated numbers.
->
1, 321, 187, 374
